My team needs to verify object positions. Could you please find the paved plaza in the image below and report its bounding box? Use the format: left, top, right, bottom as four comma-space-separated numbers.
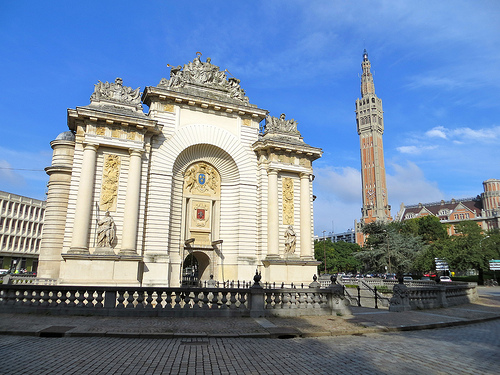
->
0, 320, 499, 375
0, 287, 499, 374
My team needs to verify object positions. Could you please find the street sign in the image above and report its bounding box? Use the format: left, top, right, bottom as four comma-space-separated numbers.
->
489, 260, 500, 270
435, 258, 449, 271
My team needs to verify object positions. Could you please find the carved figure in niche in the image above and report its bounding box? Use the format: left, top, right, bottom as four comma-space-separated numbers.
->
284, 225, 296, 254
97, 211, 116, 248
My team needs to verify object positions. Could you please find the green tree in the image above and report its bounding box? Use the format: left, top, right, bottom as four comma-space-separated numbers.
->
443, 221, 499, 285
314, 240, 361, 274
400, 215, 448, 243
356, 222, 427, 274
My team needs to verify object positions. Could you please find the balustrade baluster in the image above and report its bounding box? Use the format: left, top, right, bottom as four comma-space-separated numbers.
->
144, 290, 154, 309
135, 291, 145, 309
202, 291, 210, 309
290, 292, 297, 309
220, 291, 228, 309
94, 290, 104, 308
116, 291, 126, 308
75, 290, 86, 307
125, 291, 136, 309
229, 292, 237, 309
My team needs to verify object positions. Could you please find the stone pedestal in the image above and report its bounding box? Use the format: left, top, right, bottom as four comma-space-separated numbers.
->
59, 253, 142, 286
389, 282, 411, 312
262, 258, 321, 285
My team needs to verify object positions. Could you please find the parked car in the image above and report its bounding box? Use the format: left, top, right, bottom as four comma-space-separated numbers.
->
403, 276, 413, 281
420, 276, 431, 281
440, 276, 452, 282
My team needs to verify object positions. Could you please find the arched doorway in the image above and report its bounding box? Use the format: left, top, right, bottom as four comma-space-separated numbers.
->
182, 251, 210, 286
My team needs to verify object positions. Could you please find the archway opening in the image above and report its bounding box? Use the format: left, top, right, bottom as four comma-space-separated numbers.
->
182, 252, 211, 286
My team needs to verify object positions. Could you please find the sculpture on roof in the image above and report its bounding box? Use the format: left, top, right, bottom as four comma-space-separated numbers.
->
160, 52, 249, 104
264, 113, 301, 136
90, 77, 142, 107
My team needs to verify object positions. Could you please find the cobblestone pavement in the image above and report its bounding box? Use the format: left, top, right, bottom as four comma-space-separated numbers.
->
0, 320, 498, 375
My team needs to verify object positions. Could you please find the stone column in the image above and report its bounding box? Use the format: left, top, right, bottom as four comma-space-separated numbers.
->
266, 168, 279, 258
300, 172, 313, 259
38, 138, 75, 278
121, 149, 143, 255
69, 143, 98, 253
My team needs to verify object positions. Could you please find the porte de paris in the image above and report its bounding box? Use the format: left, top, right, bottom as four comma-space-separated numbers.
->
37, 53, 322, 287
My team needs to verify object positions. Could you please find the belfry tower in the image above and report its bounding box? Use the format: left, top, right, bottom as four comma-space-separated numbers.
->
355, 49, 391, 244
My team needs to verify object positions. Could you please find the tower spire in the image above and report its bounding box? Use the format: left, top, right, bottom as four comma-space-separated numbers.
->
361, 49, 375, 97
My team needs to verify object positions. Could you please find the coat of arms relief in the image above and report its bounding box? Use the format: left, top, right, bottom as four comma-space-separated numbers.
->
183, 162, 220, 196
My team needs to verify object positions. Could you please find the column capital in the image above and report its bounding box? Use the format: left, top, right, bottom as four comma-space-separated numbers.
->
82, 142, 99, 151
128, 149, 144, 157
299, 172, 312, 180
267, 168, 279, 176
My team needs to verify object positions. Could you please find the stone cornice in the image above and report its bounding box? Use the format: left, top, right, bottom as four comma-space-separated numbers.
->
252, 139, 323, 161
142, 86, 268, 122
68, 106, 162, 135
61, 253, 142, 261
262, 258, 321, 267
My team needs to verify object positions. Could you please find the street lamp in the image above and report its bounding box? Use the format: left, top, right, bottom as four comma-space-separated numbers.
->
323, 230, 327, 274
383, 230, 391, 274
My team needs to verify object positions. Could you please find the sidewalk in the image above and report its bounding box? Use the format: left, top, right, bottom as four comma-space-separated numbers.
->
1, 287, 499, 339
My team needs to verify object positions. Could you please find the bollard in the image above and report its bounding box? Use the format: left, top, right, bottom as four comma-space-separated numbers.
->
374, 286, 378, 309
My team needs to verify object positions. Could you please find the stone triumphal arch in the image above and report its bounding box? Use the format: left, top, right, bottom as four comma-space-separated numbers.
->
37, 53, 322, 286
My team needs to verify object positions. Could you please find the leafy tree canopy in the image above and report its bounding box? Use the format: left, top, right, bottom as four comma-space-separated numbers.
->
313, 240, 361, 274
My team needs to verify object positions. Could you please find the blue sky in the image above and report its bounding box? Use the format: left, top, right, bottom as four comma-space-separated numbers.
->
1, 1, 499, 235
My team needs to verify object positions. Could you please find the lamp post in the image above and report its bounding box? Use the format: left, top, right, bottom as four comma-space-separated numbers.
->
383, 229, 391, 275
323, 230, 327, 274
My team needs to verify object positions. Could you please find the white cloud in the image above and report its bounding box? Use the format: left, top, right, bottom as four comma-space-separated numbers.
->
313, 166, 362, 234
425, 126, 447, 139
387, 161, 444, 209
451, 126, 500, 140
0, 160, 25, 187
396, 145, 437, 155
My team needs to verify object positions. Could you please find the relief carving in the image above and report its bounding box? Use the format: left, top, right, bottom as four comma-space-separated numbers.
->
183, 162, 220, 196
192, 201, 210, 228
282, 177, 294, 225
100, 154, 121, 212
96, 126, 106, 136
112, 127, 121, 138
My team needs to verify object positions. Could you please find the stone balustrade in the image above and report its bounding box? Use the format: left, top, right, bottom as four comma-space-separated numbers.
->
0, 283, 349, 318
407, 283, 478, 309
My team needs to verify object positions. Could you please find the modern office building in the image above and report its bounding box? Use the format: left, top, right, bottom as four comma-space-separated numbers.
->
0, 190, 45, 272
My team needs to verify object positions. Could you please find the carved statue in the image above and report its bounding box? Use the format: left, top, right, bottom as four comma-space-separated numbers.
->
284, 225, 296, 254
161, 53, 249, 104
90, 78, 141, 107
97, 211, 116, 248
264, 113, 301, 136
